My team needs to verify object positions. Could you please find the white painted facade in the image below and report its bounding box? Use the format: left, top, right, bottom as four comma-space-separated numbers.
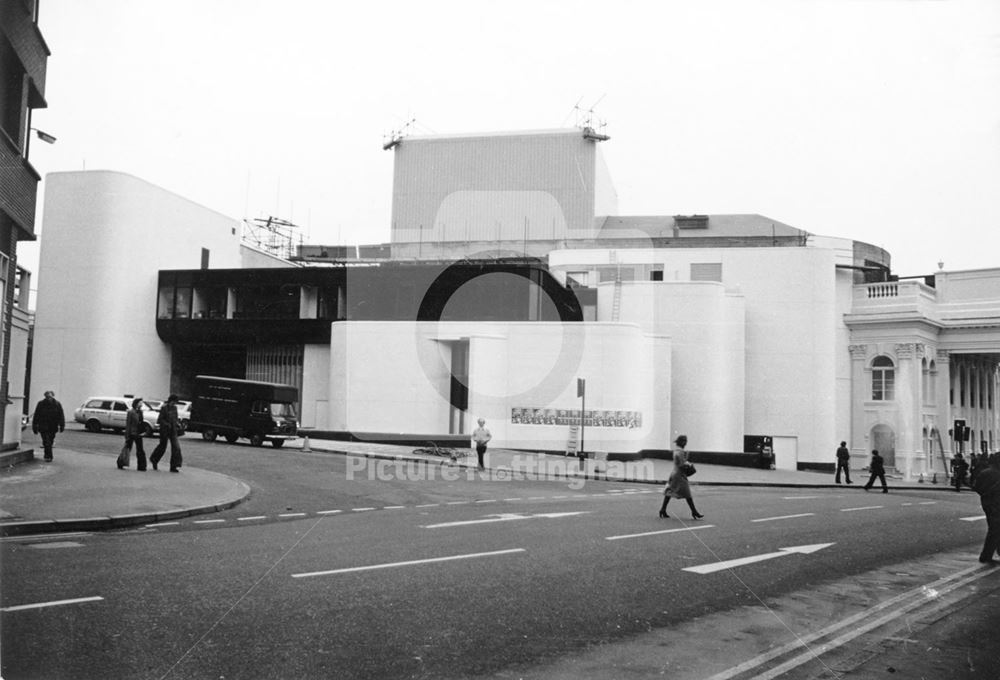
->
31, 171, 244, 413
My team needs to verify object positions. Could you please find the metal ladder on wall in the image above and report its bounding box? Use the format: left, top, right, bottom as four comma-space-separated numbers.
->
934, 428, 951, 481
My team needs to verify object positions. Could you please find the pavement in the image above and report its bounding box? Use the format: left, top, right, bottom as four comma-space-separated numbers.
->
0, 435, 968, 537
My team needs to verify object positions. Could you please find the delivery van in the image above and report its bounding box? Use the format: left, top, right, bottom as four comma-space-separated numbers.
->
188, 375, 298, 448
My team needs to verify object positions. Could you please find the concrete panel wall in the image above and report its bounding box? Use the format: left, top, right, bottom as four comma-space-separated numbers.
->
328, 321, 667, 453
390, 130, 602, 245
31, 171, 242, 413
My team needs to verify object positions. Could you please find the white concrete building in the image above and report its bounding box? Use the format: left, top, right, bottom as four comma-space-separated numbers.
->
30, 129, 1000, 478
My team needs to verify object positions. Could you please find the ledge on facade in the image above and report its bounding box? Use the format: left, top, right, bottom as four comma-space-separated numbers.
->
0, 447, 33, 468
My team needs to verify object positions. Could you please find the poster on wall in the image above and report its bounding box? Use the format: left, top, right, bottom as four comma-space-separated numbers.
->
511, 408, 642, 429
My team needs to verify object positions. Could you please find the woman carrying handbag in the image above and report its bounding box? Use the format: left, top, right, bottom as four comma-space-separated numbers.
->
658, 435, 704, 520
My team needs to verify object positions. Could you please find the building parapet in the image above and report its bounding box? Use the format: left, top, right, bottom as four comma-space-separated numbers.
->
850, 280, 938, 318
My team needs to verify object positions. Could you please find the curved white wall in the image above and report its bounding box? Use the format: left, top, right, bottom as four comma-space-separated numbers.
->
31, 171, 242, 414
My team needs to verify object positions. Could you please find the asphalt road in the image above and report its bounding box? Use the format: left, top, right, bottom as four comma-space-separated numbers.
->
1, 429, 996, 679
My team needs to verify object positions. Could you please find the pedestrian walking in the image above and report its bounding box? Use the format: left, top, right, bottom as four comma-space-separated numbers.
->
863, 449, 888, 493
117, 397, 148, 471
951, 452, 970, 492
31, 390, 65, 462
835, 441, 853, 484
971, 454, 1000, 564
149, 394, 183, 472
471, 418, 491, 470
658, 435, 704, 520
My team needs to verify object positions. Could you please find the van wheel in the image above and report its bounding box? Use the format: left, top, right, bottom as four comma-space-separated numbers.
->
85, 420, 102, 433
224, 433, 239, 444
141, 423, 154, 437
249, 433, 264, 447
271, 439, 284, 449
202, 429, 217, 443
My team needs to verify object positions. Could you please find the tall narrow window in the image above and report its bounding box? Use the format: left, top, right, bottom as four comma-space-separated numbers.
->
872, 356, 895, 401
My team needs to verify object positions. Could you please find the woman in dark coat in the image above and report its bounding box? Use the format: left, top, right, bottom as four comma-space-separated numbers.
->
658, 435, 704, 520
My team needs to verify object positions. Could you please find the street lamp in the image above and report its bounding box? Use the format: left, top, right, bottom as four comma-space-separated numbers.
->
31, 128, 56, 144
25, 127, 56, 159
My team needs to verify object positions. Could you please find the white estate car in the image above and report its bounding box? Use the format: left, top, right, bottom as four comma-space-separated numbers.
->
74, 396, 180, 435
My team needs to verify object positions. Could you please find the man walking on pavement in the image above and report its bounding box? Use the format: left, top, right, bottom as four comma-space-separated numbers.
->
31, 390, 65, 462
863, 449, 888, 493
972, 454, 1000, 564
149, 394, 183, 472
471, 418, 491, 471
835, 441, 852, 484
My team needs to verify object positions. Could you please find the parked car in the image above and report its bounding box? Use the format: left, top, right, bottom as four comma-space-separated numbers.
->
145, 398, 191, 429
73, 396, 184, 435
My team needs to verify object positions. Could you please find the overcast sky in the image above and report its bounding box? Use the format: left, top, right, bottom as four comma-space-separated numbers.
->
22, 0, 1000, 283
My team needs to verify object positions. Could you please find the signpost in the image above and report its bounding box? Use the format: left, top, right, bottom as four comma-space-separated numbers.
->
577, 378, 586, 470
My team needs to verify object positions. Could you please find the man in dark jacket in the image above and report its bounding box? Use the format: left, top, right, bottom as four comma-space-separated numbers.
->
149, 394, 183, 472
31, 390, 65, 462
863, 449, 888, 493
835, 441, 853, 484
972, 454, 1000, 564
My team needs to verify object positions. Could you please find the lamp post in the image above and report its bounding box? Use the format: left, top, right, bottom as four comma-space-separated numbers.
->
25, 127, 56, 158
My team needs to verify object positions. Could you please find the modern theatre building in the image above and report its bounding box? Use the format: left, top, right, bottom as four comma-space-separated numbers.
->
30, 128, 1000, 479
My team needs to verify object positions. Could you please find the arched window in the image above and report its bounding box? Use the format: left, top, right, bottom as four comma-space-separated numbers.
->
872, 356, 895, 401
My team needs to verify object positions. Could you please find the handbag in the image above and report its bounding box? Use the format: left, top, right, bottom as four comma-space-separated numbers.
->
680, 462, 697, 477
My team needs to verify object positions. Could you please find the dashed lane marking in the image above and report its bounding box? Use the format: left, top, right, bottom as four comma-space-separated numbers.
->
291, 548, 526, 579
2, 596, 104, 612
278, 513, 307, 518
960, 516, 986, 522
351, 507, 375, 512
238, 516, 267, 521
751, 513, 815, 523
415, 504, 439, 508
382, 506, 405, 510
606, 525, 716, 541
146, 522, 179, 527
193, 519, 226, 524
316, 510, 342, 515
840, 505, 884, 512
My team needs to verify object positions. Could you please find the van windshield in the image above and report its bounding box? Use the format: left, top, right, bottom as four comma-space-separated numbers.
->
271, 402, 297, 418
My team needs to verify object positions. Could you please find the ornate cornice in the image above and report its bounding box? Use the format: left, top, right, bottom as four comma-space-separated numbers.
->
848, 344, 868, 360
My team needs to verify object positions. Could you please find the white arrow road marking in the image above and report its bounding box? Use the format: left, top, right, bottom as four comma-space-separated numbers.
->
960, 516, 985, 522
2, 596, 104, 612
683, 543, 835, 575
606, 525, 716, 541
291, 548, 525, 578
422, 511, 590, 529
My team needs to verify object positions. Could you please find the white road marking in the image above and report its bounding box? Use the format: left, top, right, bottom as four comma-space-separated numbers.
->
446, 501, 469, 505
475, 499, 498, 504
146, 522, 179, 527
706, 563, 995, 680
415, 504, 439, 508
918, 501, 937, 505
683, 543, 835, 575
279, 513, 307, 518
238, 516, 268, 521
2, 596, 104, 612
351, 508, 375, 512
606, 525, 716, 541
840, 505, 884, 512
316, 510, 342, 515
782, 495, 828, 500
382, 506, 405, 510
751, 513, 816, 523
27, 541, 83, 549
194, 519, 226, 524
503, 498, 522, 501
291, 548, 526, 578
960, 516, 986, 522
422, 511, 590, 529
0, 532, 90, 543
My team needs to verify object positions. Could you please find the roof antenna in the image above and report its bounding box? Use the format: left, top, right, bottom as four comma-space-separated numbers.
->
577, 95, 610, 142
383, 117, 415, 150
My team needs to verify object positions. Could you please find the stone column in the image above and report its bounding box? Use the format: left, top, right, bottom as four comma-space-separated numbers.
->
848, 344, 868, 468
895, 343, 920, 480
933, 350, 951, 473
